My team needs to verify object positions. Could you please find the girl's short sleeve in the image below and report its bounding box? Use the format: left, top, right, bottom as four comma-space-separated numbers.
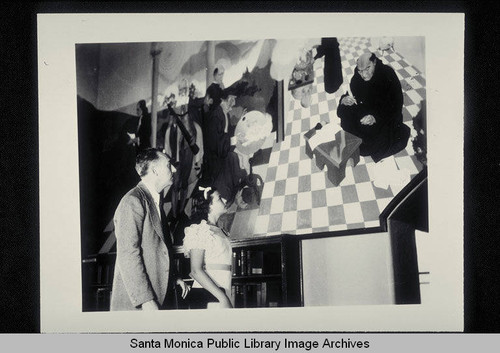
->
183, 220, 216, 256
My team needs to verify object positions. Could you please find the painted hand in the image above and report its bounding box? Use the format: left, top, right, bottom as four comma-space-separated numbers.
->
360, 115, 376, 126
341, 95, 357, 106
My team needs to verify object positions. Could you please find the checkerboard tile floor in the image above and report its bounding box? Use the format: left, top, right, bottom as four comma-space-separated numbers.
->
233, 37, 425, 237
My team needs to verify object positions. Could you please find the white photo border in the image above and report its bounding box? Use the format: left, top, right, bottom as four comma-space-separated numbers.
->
38, 12, 464, 333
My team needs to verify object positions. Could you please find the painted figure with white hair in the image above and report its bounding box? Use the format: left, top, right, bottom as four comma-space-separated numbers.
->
205, 64, 226, 112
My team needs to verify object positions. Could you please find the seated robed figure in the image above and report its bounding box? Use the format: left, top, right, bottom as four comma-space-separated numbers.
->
337, 52, 410, 163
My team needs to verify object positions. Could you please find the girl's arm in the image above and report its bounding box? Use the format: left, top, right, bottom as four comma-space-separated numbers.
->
189, 248, 233, 308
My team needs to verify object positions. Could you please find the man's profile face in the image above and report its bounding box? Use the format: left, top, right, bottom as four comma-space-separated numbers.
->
357, 60, 375, 81
155, 154, 176, 190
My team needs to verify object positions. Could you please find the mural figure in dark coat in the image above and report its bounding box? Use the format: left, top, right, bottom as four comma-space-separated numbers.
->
135, 100, 152, 151
337, 52, 410, 162
314, 37, 343, 94
202, 92, 235, 184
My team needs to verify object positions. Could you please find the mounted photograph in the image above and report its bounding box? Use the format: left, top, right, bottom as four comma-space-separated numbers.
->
38, 13, 463, 332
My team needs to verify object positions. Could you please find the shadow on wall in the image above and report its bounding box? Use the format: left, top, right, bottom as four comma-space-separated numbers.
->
77, 96, 139, 256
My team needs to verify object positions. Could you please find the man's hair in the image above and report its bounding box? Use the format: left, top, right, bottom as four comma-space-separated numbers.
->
135, 148, 163, 177
369, 53, 377, 62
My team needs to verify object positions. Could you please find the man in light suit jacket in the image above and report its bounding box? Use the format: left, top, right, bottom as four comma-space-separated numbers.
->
111, 148, 190, 311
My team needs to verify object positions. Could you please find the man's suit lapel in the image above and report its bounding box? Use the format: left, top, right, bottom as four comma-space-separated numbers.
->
159, 192, 173, 248
137, 182, 165, 243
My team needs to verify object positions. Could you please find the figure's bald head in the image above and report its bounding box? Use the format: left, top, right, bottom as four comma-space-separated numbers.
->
356, 52, 377, 81
357, 53, 373, 69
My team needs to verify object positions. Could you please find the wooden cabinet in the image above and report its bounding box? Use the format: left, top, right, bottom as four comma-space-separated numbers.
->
171, 234, 303, 309
230, 235, 302, 308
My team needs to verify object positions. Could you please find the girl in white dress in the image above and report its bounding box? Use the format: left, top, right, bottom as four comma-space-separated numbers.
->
183, 186, 233, 309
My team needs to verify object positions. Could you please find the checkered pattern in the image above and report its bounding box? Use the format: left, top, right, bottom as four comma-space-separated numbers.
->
230, 37, 426, 237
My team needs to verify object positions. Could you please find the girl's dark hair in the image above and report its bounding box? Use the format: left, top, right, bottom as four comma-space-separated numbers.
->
190, 185, 217, 224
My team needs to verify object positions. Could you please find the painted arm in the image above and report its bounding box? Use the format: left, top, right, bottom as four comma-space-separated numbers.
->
193, 122, 204, 167
189, 249, 233, 308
